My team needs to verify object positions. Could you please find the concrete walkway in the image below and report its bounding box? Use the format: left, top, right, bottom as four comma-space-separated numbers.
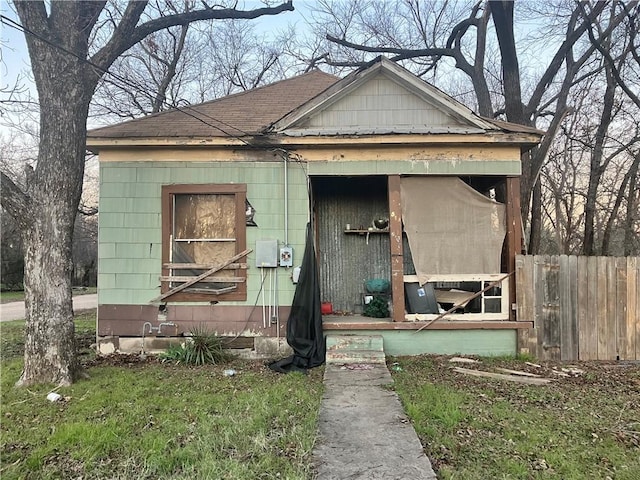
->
0, 294, 98, 322
313, 363, 437, 479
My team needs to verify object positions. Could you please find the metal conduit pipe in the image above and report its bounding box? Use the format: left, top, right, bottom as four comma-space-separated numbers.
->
284, 151, 289, 246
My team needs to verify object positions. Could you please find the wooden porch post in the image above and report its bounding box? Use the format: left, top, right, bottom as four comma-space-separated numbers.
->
388, 175, 405, 322
505, 177, 523, 321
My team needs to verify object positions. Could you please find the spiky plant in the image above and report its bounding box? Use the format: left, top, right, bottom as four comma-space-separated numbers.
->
159, 325, 233, 365
183, 325, 233, 365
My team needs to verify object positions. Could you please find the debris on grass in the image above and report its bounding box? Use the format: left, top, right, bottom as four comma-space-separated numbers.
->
452, 366, 552, 385
561, 366, 585, 375
46, 392, 62, 402
449, 357, 480, 364
392, 355, 640, 478
495, 367, 542, 378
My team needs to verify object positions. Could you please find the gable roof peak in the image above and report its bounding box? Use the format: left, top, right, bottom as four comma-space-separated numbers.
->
270, 55, 497, 134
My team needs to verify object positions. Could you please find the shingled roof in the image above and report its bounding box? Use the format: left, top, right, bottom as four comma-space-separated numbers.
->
88, 58, 543, 142
87, 70, 339, 139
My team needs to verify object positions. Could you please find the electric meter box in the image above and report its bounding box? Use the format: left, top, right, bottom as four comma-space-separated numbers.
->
256, 239, 278, 268
279, 246, 293, 267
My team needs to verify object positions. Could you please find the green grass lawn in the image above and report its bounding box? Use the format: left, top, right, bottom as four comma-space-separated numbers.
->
0, 313, 324, 480
391, 355, 640, 480
0, 287, 97, 304
0, 291, 25, 303
4, 313, 639, 480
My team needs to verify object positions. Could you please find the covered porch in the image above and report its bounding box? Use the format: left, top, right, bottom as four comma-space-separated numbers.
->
313, 173, 530, 334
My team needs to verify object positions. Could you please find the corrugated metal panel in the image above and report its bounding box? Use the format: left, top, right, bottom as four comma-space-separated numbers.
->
403, 234, 415, 275
314, 177, 390, 314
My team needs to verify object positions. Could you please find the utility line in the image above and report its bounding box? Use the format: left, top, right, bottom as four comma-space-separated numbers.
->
0, 14, 268, 148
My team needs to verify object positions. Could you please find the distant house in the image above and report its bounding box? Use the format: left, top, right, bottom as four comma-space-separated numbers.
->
87, 56, 543, 357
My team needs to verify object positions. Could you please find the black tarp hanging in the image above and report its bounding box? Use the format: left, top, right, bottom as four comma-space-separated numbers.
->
269, 223, 325, 373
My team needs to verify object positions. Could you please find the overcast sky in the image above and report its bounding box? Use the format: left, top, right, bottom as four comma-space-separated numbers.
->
0, 1, 312, 106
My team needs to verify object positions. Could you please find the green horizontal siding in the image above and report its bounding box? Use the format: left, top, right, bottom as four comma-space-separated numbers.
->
99, 160, 307, 306
98, 243, 116, 259
98, 288, 158, 305
100, 227, 160, 244
99, 157, 511, 308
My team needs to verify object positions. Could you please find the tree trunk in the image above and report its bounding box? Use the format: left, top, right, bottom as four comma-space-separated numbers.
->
583, 45, 616, 255
528, 179, 542, 254
17, 82, 92, 386
623, 154, 640, 256
490, 1, 525, 125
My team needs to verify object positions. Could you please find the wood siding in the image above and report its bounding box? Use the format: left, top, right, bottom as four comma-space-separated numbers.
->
516, 255, 639, 361
305, 73, 463, 129
98, 161, 307, 306
98, 304, 289, 337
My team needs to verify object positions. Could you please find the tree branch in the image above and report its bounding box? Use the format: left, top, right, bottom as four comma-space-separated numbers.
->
152, 23, 189, 113
526, 2, 612, 116
445, 1, 482, 48
0, 171, 31, 228
579, 2, 640, 109
326, 34, 454, 58
91, 1, 293, 75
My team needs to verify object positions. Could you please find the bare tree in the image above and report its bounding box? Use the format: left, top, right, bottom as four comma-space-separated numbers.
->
0, 0, 294, 387
622, 152, 640, 255
581, 0, 640, 255
91, 6, 296, 121
309, 0, 638, 253
539, 69, 640, 256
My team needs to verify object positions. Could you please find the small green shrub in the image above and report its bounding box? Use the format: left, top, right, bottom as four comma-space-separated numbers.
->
363, 296, 389, 318
160, 326, 232, 365
159, 344, 187, 363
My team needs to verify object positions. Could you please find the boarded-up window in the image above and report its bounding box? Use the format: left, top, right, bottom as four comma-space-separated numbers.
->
161, 185, 247, 302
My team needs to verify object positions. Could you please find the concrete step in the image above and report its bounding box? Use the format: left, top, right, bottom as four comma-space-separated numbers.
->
325, 335, 386, 364
326, 349, 386, 364
326, 334, 384, 352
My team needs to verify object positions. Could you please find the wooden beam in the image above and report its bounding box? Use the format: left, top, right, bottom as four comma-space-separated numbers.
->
322, 320, 533, 330
452, 367, 551, 385
151, 249, 251, 302
159, 276, 245, 283
388, 175, 405, 322
505, 177, 523, 321
495, 367, 542, 378
183, 286, 236, 295
163, 263, 248, 270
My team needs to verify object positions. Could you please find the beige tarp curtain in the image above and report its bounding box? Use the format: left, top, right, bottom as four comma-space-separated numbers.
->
400, 177, 506, 285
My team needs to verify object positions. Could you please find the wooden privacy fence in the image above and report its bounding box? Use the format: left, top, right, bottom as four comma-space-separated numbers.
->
515, 255, 639, 361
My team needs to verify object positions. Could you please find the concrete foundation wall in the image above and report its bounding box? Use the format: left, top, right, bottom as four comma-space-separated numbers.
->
326, 329, 517, 357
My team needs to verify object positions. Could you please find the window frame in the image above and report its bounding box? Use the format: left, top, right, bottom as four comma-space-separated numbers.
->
161, 184, 247, 302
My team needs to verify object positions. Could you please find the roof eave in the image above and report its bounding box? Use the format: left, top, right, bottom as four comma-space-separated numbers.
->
87, 130, 543, 153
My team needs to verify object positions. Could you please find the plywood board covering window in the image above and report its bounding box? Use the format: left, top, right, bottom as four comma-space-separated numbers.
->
162, 184, 247, 302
